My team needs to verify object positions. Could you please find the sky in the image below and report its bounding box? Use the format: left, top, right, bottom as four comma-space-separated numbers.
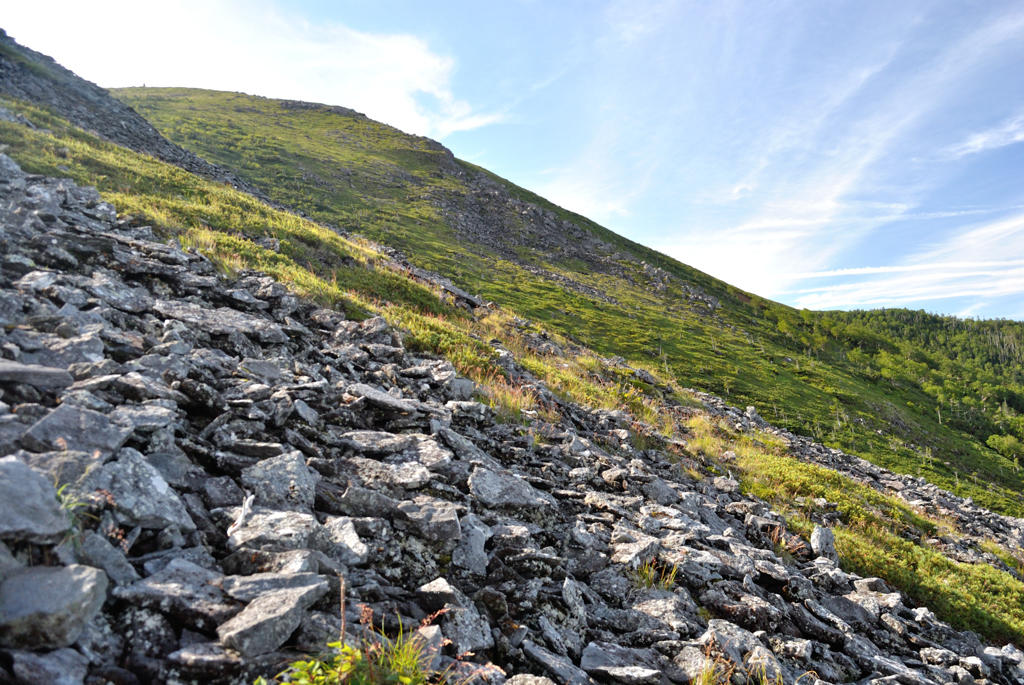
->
5, 1, 1024, 318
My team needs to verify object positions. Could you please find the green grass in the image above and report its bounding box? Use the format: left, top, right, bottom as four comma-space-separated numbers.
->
681, 416, 1024, 645
108, 87, 1024, 518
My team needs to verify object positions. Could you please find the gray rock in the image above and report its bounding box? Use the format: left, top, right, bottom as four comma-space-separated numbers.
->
221, 572, 325, 602
523, 640, 597, 685
468, 467, 554, 509
20, 403, 132, 458
77, 529, 139, 585
0, 360, 73, 388
9, 647, 90, 685
113, 558, 238, 632
217, 582, 328, 657
442, 588, 494, 654
698, 619, 762, 669
107, 404, 178, 431
227, 508, 322, 551
631, 589, 702, 636
417, 577, 458, 612
581, 641, 683, 684
321, 516, 369, 565
397, 495, 461, 541
346, 383, 420, 413
16, 449, 107, 488
0, 455, 68, 543
610, 532, 661, 566
82, 271, 153, 313
505, 676, 557, 685
241, 450, 318, 512
81, 448, 195, 532
0, 565, 108, 649
153, 300, 288, 343
338, 430, 417, 455
0, 542, 21, 584
811, 525, 839, 563
452, 514, 491, 575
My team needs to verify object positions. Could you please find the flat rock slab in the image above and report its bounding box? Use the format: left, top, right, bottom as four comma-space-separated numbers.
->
346, 383, 420, 413
0, 455, 67, 543
338, 430, 417, 455
468, 467, 554, 509
15, 449, 107, 489
20, 403, 132, 458
227, 508, 322, 552
113, 558, 239, 633
108, 404, 178, 431
81, 448, 195, 532
77, 529, 139, 586
523, 640, 596, 685
241, 451, 318, 512
9, 647, 90, 685
217, 582, 328, 657
0, 360, 73, 388
0, 564, 108, 649
221, 572, 326, 602
397, 495, 461, 542
154, 300, 288, 343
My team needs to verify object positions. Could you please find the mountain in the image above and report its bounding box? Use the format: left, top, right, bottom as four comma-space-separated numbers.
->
1, 27, 1024, 685
100, 87, 1024, 518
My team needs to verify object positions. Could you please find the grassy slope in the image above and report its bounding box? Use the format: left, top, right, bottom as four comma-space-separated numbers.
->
4, 95, 1024, 646
109, 87, 1024, 517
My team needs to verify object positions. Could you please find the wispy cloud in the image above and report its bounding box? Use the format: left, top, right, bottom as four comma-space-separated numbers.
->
788, 212, 1024, 310
2, 0, 501, 139
946, 112, 1024, 158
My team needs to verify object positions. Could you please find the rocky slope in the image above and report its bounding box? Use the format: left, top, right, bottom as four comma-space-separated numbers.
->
0, 30, 274, 206
1, 158, 1024, 685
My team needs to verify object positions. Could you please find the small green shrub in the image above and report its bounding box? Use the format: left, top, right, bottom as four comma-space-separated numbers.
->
630, 558, 678, 590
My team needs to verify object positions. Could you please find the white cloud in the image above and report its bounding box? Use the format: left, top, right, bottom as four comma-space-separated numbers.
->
946, 112, 1024, 158
1, 0, 499, 139
788, 212, 1024, 309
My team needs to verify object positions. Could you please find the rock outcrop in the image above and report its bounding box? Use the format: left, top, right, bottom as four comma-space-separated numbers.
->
0, 156, 1023, 685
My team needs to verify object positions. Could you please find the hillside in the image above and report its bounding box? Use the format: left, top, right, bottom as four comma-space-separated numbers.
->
105, 86, 1024, 517
2, 30, 1024, 685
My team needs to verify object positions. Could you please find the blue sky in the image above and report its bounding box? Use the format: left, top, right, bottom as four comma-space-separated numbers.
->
6, 1, 1024, 318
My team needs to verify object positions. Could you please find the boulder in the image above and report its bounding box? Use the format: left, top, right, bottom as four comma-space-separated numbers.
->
113, 558, 238, 632
0, 565, 108, 648
9, 647, 90, 685
241, 450, 318, 512
217, 581, 328, 657
80, 448, 195, 531
0, 455, 68, 543
20, 404, 131, 458
468, 468, 554, 509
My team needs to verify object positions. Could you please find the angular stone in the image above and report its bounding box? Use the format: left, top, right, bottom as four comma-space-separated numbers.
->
77, 529, 139, 586
20, 404, 132, 458
107, 404, 178, 431
811, 525, 839, 563
154, 300, 288, 343
17, 449, 107, 488
221, 572, 326, 602
417, 577, 458, 612
0, 455, 67, 543
610, 532, 661, 566
82, 272, 153, 313
631, 589, 702, 636
241, 451, 318, 512
217, 582, 328, 657
0, 565, 108, 649
442, 589, 495, 654
227, 508, 321, 552
321, 516, 369, 565
9, 647, 90, 685
346, 383, 420, 413
468, 467, 554, 509
523, 640, 597, 685
338, 430, 417, 455
0, 360, 73, 389
581, 640, 684, 685
113, 558, 238, 633
699, 619, 762, 669
397, 495, 461, 541
81, 448, 195, 531
452, 513, 491, 575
